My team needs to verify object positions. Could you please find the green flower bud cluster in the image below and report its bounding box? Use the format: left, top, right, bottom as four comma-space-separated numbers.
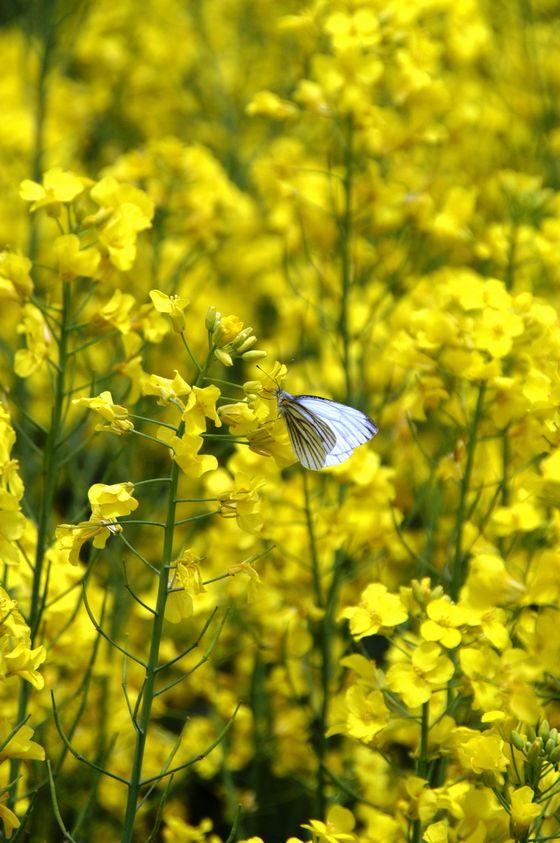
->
511, 721, 560, 789
205, 307, 266, 367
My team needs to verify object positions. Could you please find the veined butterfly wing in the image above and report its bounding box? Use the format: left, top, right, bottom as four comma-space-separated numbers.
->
277, 390, 378, 470
291, 395, 378, 467
279, 393, 337, 470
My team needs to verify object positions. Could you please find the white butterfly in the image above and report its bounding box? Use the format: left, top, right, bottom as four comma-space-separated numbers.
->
276, 388, 378, 471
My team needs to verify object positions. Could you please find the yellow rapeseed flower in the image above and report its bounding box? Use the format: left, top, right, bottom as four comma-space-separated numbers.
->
74, 390, 134, 435
342, 583, 408, 639
387, 643, 454, 708
19, 167, 85, 215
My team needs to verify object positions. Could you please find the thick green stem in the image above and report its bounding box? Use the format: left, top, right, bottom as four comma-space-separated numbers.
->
120, 358, 211, 841
303, 472, 328, 816
120, 442, 181, 842
450, 382, 486, 600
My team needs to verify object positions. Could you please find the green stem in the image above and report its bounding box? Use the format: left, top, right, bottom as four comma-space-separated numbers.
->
450, 382, 486, 600
303, 471, 329, 816
120, 436, 181, 842
120, 357, 212, 841
9, 278, 71, 808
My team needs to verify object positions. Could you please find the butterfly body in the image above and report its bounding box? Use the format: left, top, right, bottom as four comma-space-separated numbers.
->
276, 387, 378, 471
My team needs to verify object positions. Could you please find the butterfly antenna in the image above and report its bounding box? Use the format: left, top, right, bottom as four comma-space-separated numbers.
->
256, 363, 280, 390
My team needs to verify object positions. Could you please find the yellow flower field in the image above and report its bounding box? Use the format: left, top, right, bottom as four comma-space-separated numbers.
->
2, 1, 560, 841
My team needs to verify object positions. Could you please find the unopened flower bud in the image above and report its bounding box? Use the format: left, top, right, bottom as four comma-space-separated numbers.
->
243, 380, 262, 394
232, 327, 254, 348
549, 745, 560, 764
242, 349, 267, 361
214, 348, 233, 367
527, 739, 543, 764
511, 731, 525, 751
538, 720, 550, 741
545, 737, 556, 756
412, 580, 426, 606
236, 335, 258, 353
205, 306, 219, 332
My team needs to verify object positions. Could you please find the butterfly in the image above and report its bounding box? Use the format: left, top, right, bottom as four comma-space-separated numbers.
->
276, 388, 378, 470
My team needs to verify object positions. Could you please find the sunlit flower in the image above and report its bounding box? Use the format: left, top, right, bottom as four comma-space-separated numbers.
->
149, 289, 189, 332
342, 583, 408, 639
19, 167, 85, 215
74, 390, 134, 435
302, 805, 356, 842
387, 643, 454, 708
53, 234, 100, 279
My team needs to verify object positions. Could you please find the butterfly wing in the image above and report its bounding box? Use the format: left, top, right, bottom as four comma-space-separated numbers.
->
280, 396, 337, 470
292, 395, 378, 467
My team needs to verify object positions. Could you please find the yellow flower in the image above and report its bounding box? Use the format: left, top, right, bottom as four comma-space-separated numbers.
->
73, 390, 134, 435
473, 307, 524, 358
97, 289, 136, 334
14, 304, 50, 378
0, 251, 33, 301
57, 483, 137, 564
212, 472, 265, 533
492, 499, 542, 535
302, 805, 356, 842
19, 167, 85, 215
149, 289, 190, 332
183, 385, 222, 434
387, 643, 454, 708
0, 795, 20, 839
420, 598, 465, 648
227, 559, 262, 601
246, 91, 298, 120
0, 723, 45, 763
160, 429, 217, 478
55, 518, 121, 565
325, 9, 380, 51
53, 234, 100, 279
90, 177, 154, 271
214, 314, 244, 345
248, 421, 295, 468
0, 641, 46, 689
0, 587, 28, 638
453, 730, 509, 776
341, 583, 408, 639
219, 401, 260, 435
344, 685, 389, 743
88, 481, 138, 519
423, 821, 448, 843
0, 490, 26, 565
166, 550, 206, 624
509, 786, 541, 836
143, 370, 191, 405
